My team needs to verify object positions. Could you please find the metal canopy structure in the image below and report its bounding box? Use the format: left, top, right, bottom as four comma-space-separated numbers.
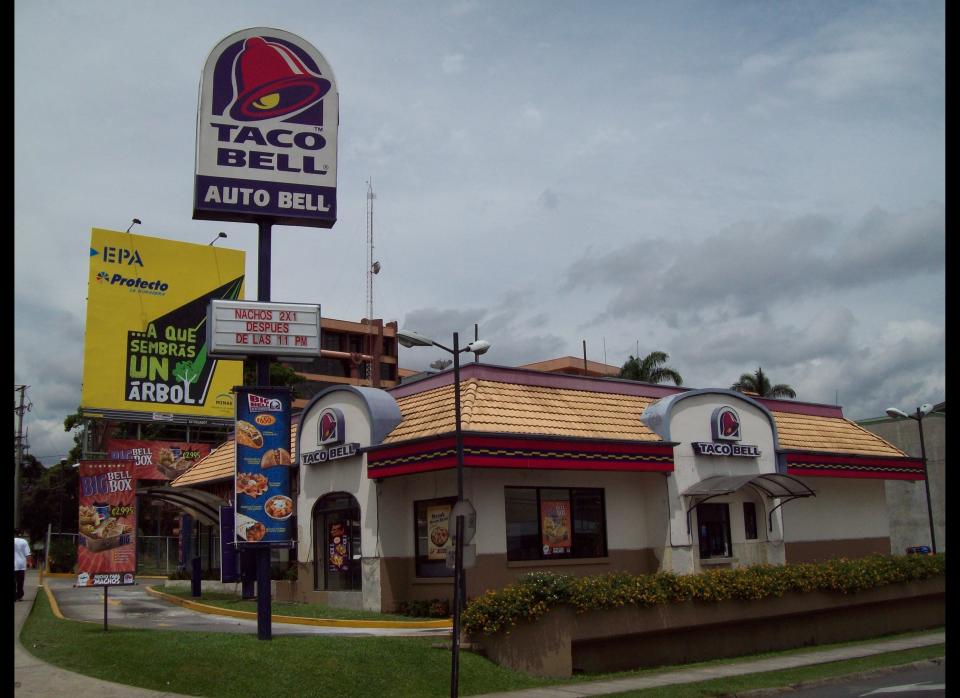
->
682, 473, 815, 533
137, 485, 226, 526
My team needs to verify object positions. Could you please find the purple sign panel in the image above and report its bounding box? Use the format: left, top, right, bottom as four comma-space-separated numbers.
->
234, 387, 294, 547
194, 28, 339, 228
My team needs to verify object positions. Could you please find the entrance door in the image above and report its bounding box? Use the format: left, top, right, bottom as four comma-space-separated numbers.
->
697, 502, 732, 559
312, 493, 361, 591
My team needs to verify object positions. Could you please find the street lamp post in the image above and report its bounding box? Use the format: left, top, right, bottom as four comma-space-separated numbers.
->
397, 329, 490, 698
885, 404, 937, 554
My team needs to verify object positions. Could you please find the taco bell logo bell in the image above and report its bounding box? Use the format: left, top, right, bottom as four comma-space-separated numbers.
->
692, 405, 761, 457
194, 27, 339, 229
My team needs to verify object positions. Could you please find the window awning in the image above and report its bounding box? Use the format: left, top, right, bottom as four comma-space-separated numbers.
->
137, 485, 227, 526
682, 473, 815, 533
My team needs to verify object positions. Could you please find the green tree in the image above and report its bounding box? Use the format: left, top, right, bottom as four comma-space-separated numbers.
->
20, 457, 79, 541
619, 351, 683, 386
242, 360, 307, 397
731, 366, 797, 399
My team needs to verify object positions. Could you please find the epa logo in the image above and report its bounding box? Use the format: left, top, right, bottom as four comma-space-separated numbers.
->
96, 271, 110, 283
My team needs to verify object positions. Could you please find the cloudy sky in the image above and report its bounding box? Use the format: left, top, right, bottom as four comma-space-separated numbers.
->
15, 1, 944, 465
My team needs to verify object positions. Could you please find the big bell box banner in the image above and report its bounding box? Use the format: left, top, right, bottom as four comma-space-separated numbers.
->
81, 228, 245, 422
194, 27, 339, 228
104, 439, 212, 481
234, 387, 295, 546
77, 461, 137, 587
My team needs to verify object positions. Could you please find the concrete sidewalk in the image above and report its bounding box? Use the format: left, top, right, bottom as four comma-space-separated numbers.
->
16, 568, 945, 698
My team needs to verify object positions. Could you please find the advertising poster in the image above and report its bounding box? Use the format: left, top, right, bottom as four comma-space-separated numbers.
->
194, 28, 339, 228
427, 504, 453, 560
327, 522, 349, 572
76, 461, 137, 587
104, 439, 211, 481
541, 499, 572, 556
81, 228, 245, 422
234, 387, 294, 546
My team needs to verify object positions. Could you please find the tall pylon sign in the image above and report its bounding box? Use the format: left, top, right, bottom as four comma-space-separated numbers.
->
194, 28, 339, 228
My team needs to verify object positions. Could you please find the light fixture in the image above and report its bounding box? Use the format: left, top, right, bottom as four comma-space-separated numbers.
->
397, 328, 491, 698
126, 218, 142, 233
886, 404, 938, 554
209, 232, 228, 246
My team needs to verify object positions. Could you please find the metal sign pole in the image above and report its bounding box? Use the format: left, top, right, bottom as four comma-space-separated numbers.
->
255, 218, 273, 641
103, 586, 109, 632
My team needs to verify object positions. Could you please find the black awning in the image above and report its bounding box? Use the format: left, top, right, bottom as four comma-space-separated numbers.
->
682, 473, 815, 533
682, 473, 815, 499
137, 485, 227, 526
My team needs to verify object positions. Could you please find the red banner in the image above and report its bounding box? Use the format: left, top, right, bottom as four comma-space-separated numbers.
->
104, 439, 211, 481
541, 499, 572, 556
77, 461, 137, 586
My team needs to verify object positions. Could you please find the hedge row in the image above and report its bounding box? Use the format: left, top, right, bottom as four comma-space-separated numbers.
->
461, 553, 945, 635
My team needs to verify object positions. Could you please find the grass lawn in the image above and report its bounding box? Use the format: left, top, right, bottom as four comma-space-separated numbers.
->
21, 590, 550, 697
153, 585, 421, 622
21, 588, 943, 698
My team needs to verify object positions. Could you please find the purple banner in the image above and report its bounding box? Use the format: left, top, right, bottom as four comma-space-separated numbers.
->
194, 175, 336, 227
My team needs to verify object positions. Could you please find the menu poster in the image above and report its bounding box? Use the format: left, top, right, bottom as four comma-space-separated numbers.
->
541, 499, 572, 556
234, 387, 294, 546
427, 504, 453, 560
328, 523, 350, 572
104, 439, 211, 481
76, 461, 137, 587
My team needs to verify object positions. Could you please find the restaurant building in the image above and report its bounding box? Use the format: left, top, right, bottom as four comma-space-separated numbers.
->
175, 362, 923, 612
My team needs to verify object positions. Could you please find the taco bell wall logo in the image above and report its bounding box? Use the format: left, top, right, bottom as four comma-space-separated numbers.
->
194, 27, 339, 229
301, 407, 357, 464
691, 406, 761, 457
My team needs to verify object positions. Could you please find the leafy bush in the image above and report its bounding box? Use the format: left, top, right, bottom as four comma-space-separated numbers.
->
462, 554, 945, 635
395, 598, 452, 618
48, 537, 77, 573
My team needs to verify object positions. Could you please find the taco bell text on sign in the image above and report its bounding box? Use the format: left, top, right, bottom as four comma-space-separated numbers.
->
194, 27, 339, 228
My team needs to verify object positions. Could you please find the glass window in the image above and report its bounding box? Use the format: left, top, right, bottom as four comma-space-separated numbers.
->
505, 487, 607, 562
697, 503, 732, 559
743, 502, 758, 540
414, 497, 457, 577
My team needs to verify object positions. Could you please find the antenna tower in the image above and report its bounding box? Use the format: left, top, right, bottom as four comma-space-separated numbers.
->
366, 179, 375, 322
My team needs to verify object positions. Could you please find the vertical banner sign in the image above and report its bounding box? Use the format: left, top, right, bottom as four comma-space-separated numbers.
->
81, 228, 245, 421
194, 27, 339, 228
234, 387, 294, 545
104, 439, 211, 481
77, 462, 137, 587
427, 504, 453, 560
327, 523, 349, 572
541, 499, 572, 556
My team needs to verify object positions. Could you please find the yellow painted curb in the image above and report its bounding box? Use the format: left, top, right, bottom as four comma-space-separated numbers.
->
145, 585, 453, 629
41, 584, 97, 626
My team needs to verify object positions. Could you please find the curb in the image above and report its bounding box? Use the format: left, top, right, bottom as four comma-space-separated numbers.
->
144, 585, 453, 630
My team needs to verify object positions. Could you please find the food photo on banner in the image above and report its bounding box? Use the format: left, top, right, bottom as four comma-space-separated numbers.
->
427, 503, 453, 560
541, 497, 572, 556
104, 439, 212, 481
328, 522, 349, 572
77, 461, 137, 586
233, 387, 294, 546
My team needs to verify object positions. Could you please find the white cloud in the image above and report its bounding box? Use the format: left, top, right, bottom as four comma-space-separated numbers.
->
441, 53, 465, 75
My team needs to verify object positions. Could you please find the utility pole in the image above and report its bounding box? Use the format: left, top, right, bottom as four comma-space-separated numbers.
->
14, 385, 30, 528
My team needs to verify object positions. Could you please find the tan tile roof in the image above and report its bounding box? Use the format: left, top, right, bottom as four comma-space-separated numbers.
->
772, 412, 904, 457
172, 423, 299, 487
385, 379, 662, 443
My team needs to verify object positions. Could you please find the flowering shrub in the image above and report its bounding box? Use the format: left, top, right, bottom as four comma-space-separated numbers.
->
461, 554, 945, 635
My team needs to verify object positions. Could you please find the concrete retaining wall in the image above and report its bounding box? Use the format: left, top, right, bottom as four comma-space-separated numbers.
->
473, 577, 945, 677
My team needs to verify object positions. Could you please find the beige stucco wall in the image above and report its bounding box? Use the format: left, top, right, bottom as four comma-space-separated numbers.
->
781, 477, 889, 542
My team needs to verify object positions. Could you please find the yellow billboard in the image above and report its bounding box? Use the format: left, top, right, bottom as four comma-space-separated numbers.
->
81, 228, 245, 421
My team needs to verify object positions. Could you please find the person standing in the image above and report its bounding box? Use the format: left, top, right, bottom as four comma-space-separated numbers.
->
14, 529, 32, 602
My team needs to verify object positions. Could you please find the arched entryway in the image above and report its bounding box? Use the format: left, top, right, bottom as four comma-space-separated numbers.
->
312, 492, 361, 591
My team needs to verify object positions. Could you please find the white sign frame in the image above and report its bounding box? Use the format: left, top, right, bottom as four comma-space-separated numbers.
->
207, 300, 321, 358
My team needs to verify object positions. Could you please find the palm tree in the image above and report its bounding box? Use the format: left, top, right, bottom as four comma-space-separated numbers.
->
619, 351, 683, 386
731, 367, 796, 399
